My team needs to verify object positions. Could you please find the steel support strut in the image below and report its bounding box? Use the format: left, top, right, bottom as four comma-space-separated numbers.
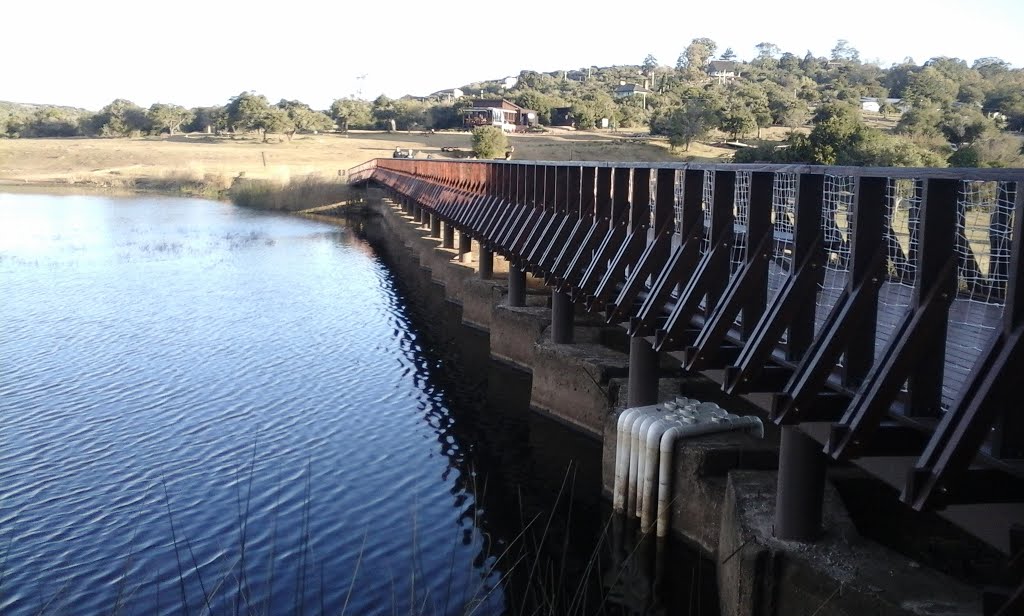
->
775, 427, 827, 541
442, 222, 454, 249
628, 336, 659, 407
478, 244, 493, 279
552, 289, 574, 344
508, 265, 526, 307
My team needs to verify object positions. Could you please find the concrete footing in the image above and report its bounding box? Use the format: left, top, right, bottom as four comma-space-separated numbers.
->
360, 198, 984, 616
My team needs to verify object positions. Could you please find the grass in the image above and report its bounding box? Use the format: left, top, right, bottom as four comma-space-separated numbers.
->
0, 130, 728, 198
228, 175, 359, 212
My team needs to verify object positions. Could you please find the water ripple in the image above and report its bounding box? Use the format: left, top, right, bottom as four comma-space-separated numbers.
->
0, 193, 505, 615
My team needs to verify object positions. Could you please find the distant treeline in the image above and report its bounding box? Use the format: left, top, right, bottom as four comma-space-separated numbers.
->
3, 37, 1023, 167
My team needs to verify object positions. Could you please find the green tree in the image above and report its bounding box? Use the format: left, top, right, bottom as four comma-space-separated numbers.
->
642, 54, 658, 75
895, 106, 943, 138
940, 107, 993, 146
91, 99, 148, 137
371, 95, 398, 130
678, 37, 717, 76
719, 104, 756, 140
471, 126, 509, 159
830, 39, 860, 63
276, 100, 333, 140
225, 92, 272, 134
329, 98, 372, 131
147, 103, 193, 135
720, 48, 736, 61
904, 67, 958, 107
652, 99, 716, 151
755, 42, 781, 66
808, 102, 865, 164
184, 106, 225, 134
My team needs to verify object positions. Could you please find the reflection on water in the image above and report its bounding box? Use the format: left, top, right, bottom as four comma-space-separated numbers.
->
0, 192, 717, 615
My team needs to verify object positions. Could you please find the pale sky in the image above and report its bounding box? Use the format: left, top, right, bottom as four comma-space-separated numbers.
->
4, 0, 1022, 111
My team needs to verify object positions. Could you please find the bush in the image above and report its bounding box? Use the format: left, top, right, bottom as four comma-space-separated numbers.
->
471, 126, 509, 159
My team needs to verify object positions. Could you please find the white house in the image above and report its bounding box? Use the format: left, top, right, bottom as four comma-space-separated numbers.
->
707, 61, 739, 82
860, 97, 907, 113
432, 88, 464, 102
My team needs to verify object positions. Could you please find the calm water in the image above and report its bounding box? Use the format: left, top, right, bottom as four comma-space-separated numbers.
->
0, 192, 715, 615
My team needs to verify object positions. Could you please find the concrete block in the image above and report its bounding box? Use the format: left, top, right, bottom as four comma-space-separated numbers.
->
718, 471, 981, 616
530, 340, 628, 437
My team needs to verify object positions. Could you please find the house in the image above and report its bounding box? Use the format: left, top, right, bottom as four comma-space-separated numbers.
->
462, 99, 537, 132
613, 83, 652, 99
860, 97, 907, 113
431, 88, 464, 102
707, 61, 739, 82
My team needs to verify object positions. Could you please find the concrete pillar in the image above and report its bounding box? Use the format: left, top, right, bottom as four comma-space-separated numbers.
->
628, 336, 659, 407
508, 265, 526, 307
774, 426, 827, 541
442, 222, 455, 249
430, 214, 441, 238
479, 244, 493, 279
551, 289, 574, 344
459, 232, 471, 262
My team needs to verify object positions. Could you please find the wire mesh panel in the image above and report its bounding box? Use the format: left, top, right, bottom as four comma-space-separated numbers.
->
769, 173, 797, 305
673, 171, 685, 235
943, 180, 1014, 408
815, 175, 855, 341
701, 171, 715, 256
731, 172, 751, 274
875, 178, 921, 361
649, 169, 658, 230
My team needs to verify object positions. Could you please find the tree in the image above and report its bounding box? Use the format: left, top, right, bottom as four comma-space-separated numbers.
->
652, 99, 716, 151
904, 67, 958, 107
91, 99, 148, 137
225, 92, 272, 134
185, 106, 225, 134
808, 103, 865, 164
719, 104, 756, 140
720, 48, 736, 61
972, 57, 1010, 77
257, 107, 293, 142
755, 42, 781, 64
895, 106, 944, 139
642, 54, 658, 76
277, 100, 333, 140
678, 37, 717, 76
471, 126, 508, 159
371, 94, 398, 130
940, 107, 993, 146
329, 98, 372, 131
147, 103, 193, 135
830, 39, 860, 63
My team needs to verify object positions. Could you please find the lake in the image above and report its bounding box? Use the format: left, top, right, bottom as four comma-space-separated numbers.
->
0, 192, 714, 615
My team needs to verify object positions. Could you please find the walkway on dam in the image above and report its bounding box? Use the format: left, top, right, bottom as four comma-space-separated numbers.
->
352, 158, 1023, 615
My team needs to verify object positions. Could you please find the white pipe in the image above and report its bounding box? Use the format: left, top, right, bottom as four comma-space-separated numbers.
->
612, 407, 644, 512
654, 414, 764, 536
629, 413, 662, 515
639, 416, 683, 523
613, 404, 662, 513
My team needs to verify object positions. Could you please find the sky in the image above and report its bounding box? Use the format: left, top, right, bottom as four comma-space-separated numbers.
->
4, 0, 1023, 111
